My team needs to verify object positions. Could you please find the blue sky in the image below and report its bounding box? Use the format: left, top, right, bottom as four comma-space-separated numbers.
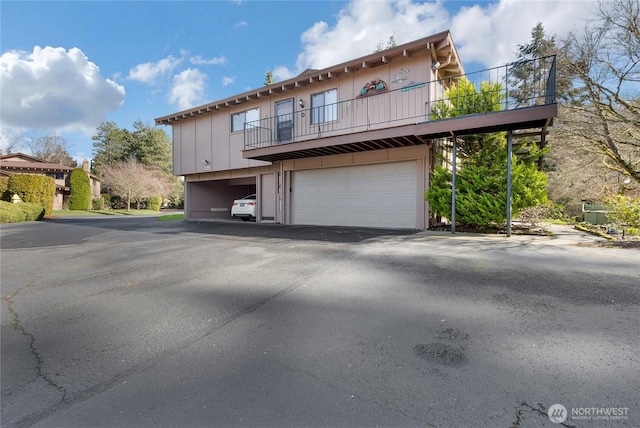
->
1, 0, 599, 163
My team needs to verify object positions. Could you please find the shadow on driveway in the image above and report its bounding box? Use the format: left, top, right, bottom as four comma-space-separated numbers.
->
0, 217, 422, 249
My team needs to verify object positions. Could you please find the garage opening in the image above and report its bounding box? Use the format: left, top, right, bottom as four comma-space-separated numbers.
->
291, 161, 418, 229
187, 177, 256, 220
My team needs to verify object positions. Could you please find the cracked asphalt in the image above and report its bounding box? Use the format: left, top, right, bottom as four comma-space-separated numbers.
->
1, 217, 638, 428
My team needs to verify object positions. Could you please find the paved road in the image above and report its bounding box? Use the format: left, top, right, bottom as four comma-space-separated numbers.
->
1, 217, 638, 428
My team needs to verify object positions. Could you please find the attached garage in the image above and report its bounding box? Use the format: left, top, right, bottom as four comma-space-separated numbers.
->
291, 161, 418, 229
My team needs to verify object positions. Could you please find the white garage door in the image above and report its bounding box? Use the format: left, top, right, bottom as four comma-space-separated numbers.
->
291, 161, 418, 228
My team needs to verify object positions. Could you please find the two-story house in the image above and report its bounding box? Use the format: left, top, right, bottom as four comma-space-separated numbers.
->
155, 30, 557, 229
0, 153, 101, 210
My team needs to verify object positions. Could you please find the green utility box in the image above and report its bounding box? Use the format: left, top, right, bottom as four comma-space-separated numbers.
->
582, 204, 609, 225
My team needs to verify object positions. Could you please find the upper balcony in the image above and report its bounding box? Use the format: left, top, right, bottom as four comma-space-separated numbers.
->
243, 56, 557, 162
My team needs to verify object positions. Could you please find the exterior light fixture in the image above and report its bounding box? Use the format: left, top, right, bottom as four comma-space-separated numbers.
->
431, 61, 441, 71
298, 99, 304, 109
201, 159, 209, 165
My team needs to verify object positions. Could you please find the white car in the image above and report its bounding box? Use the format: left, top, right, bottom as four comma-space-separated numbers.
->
231, 194, 256, 221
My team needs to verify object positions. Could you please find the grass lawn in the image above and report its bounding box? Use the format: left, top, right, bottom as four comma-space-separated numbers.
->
158, 213, 185, 221
51, 209, 164, 217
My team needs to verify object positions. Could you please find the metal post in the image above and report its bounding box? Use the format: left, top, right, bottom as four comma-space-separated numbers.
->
506, 130, 513, 237
451, 135, 456, 234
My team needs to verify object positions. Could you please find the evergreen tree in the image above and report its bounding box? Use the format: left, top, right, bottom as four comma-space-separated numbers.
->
91, 121, 130, 174
374, 33, 398, 52
129, 120, 172, 175
426, 78, 548, 226
426, 141, 548, 226
509, 22, 576, 105
91, 120, 180, 207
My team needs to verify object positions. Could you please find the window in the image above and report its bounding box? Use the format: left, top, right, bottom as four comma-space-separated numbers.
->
46, 172, 64, 180
311, 89, 337, 124
232, 107, 260, 132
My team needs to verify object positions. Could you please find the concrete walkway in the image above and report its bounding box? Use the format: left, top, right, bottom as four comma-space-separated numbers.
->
406, 223, 608, 248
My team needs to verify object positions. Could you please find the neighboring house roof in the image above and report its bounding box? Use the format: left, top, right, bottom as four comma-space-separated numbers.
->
155, 30, 463, 125
0, 153, 100, 180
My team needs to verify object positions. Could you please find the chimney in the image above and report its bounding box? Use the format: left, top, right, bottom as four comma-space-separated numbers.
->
82, 160, 90, 172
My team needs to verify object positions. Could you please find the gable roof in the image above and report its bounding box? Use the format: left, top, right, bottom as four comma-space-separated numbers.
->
0, 153, 46, 163
155, 30, 463, 125
0, 153, 99, 179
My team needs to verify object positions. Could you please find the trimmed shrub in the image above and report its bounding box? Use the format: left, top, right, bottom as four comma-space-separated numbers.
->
92, 197, 105, 210
0, 176, 9, 201
69, 168, 91, 210
0, 201, 46, 223
146, 195, 163, 211
6, 174, 55, 215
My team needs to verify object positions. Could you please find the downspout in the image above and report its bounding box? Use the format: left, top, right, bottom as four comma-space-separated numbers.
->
506, 131, 513, 237
450, 132, 457, 235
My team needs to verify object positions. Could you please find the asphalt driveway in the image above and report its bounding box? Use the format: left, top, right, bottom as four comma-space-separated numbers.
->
1, 217, 638, 427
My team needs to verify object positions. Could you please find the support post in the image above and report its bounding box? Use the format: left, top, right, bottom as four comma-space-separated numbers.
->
451, 135, 456, 234
506, 130, 513, 237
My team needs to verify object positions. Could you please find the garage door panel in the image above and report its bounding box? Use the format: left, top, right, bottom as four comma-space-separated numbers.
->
318, 182, 332, 194
379, 213, 397, 224
397, 213, 415, 224
348, 166, 363, 178
397, 195, 415, 205
362, 196, 378, 208
362, 181, 381, 193
331, 168, 347, 180
378, 180, 396, 192
348, 197, 362, 208
333, 196, 347, 208
333, 181, 348, 193
378, 163, 399, 176
379, 196, 398, 208
397, 178, 416, 191
348, 181, 362, 192
292, 161, 417, 229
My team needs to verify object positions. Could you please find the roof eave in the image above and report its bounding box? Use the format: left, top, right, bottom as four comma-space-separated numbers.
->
155, 30, 461, 125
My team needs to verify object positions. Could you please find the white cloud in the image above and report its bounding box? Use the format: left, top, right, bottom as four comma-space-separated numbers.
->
234, 21, 248, 29
273, 0, 597, 80
0, 46, 125, 136
272, 65, 296, 83
168, 68, 208, 110
128, 55, 182, 85
190, 55, 228, 66
275, 0, 448, 78
222, 76, 236, 86
451, 0, 596, 68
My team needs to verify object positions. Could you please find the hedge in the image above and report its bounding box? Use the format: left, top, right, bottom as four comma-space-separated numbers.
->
0, 176, 9, 201
0, 201, 46, 223
6, 174, 55, 215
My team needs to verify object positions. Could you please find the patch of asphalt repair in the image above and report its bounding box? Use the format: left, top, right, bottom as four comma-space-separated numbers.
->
413, 326, 470, 367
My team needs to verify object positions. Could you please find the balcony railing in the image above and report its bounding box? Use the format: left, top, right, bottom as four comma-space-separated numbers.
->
244, 56, 556, 150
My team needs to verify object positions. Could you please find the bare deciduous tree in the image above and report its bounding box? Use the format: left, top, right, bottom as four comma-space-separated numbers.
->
29, 134, 77, 167
560, 0, 640, 185
101, 157, 170, 211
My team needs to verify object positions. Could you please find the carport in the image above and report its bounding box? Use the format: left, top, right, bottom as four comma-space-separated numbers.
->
185, 172, 278, 222
186, 177, 256, 220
